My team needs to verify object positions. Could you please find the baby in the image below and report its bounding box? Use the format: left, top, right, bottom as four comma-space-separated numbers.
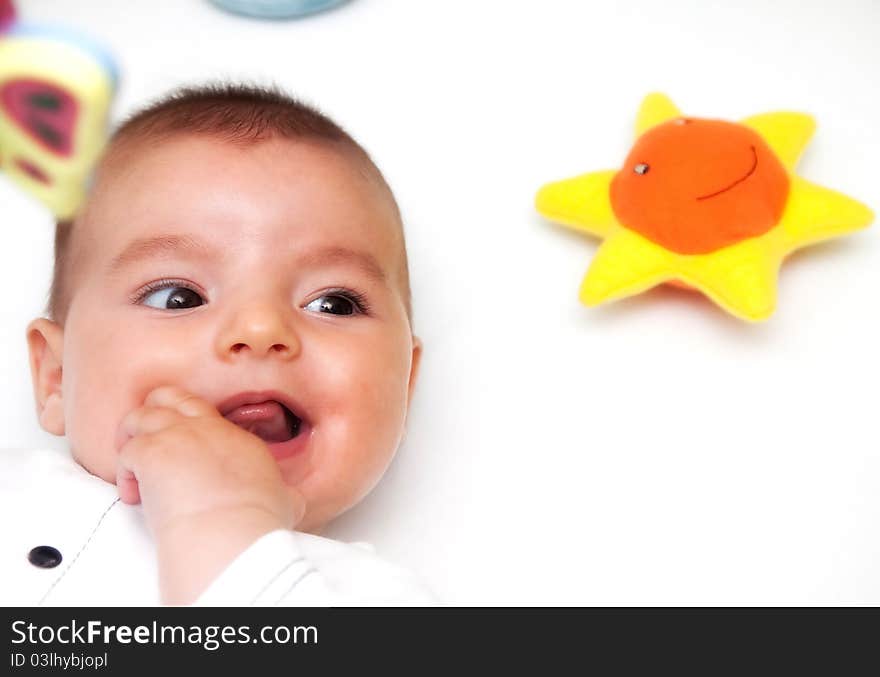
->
6, 83, 430, 605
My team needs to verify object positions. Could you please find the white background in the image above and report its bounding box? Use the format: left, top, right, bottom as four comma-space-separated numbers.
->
2, 0, 878, 604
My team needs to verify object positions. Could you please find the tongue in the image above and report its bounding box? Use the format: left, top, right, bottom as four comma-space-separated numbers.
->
223, 400, 292, 443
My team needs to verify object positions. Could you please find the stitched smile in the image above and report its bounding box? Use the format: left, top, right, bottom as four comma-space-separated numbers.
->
696, 145, 758, 201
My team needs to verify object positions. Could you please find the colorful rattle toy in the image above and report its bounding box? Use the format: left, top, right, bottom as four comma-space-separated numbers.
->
0, 0, 117, 219
536, 93, 874, 322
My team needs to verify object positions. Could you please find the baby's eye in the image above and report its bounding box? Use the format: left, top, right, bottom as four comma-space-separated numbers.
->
140, 284, 205, 310
304, 294, 359, 316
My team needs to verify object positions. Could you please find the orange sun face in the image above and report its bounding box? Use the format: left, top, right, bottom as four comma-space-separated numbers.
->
609, 118, 790, 254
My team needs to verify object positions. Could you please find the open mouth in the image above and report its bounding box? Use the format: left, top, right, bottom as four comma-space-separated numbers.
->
218, 392, 309, 460
223, 400, 301, 442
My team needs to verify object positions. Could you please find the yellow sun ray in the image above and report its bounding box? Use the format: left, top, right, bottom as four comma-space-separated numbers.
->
740, 112, 816, 170
635, 92, 682, 135
580, 228, 673, 304
536, 93, 874, 322
779, 176, 874, 250
677, 235, 782, 321
534, 170, 617, 238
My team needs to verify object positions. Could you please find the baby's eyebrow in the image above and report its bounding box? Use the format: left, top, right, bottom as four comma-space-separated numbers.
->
106, 235, 388, 285
107, 234, 220, 276
296, 246, 388, 286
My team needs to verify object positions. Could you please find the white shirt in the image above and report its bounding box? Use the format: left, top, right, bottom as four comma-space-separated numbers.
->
0, 447, 436, 606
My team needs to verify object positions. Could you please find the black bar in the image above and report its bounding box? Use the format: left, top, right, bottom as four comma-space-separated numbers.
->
2, 607, 878, 672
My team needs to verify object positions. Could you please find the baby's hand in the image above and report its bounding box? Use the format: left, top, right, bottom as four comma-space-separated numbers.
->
115, 385, 305, 604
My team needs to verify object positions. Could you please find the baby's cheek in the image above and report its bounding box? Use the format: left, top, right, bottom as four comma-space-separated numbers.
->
338, 342, 411, 432
343, 361, 410, 472
307, 362, 407, 504
62, 315, 209, 481
60, 324, 127, 480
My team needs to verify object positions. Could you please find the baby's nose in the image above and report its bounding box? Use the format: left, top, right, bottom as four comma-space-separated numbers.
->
215, 302, 301, 361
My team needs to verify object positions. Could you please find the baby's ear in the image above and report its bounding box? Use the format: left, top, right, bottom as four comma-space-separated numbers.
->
26, 318, 65, 436
407, 335, 423, 407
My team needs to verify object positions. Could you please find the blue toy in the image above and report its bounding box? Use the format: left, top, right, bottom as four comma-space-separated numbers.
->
208, 0, 349, 19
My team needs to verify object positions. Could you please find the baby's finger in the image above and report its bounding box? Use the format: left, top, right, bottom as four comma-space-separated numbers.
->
143, 385, 219, 419
116, 433, 164, 501
117, 429, 177, 475
120, 405, 185, 440
116, 465, 141, 505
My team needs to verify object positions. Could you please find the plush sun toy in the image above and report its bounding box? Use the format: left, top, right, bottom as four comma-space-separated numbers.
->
535, 93, 874, 321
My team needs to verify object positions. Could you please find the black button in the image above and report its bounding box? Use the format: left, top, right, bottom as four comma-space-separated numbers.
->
28, 546, 62, 569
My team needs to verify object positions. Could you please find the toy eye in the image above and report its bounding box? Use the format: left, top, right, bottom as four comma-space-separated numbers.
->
634, 163, 650, 175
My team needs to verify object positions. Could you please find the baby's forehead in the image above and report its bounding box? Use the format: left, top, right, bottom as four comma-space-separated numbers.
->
89, 133, 397, 227
96, 132, 387, 195
73, 133, 409, 296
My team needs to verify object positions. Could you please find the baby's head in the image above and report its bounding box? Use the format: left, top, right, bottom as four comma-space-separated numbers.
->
26, 83, 421, 533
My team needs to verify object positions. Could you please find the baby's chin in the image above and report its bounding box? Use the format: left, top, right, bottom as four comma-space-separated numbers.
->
290, 482, 340, 535
296, 499, 357, 535
292, 473, 369, 536
296, 513, 329, 535
67, 442, 118, 485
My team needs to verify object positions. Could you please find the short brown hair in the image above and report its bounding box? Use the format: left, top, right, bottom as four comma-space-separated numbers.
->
48, 82, 410, 324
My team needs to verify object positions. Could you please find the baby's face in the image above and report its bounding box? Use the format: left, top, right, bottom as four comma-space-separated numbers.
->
40, 135, 419, 532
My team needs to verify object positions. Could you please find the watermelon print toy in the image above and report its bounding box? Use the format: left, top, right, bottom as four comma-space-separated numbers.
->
0, 3, 117, 219
0, 0, 15, 30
